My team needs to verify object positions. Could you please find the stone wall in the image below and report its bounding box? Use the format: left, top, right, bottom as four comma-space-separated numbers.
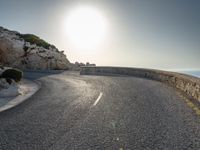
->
80, 66, 200, 103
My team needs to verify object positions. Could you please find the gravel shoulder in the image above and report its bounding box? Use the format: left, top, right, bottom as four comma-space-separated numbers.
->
0, 79, 40, 112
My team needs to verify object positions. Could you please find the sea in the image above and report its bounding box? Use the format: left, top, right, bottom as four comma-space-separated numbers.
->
178, 70, 200, 78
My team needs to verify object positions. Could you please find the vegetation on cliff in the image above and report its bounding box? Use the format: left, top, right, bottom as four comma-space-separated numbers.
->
18, 34, 56, 50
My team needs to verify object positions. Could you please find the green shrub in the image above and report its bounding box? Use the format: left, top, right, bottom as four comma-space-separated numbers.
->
1, 69, 23, 82
19, 34, 56, 49
6, 78, 12, 85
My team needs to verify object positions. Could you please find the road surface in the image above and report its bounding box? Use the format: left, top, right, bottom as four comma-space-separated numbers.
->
0, 71, 199, 150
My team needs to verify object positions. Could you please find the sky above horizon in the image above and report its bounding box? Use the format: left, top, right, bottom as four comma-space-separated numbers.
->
0, 0, 200, 70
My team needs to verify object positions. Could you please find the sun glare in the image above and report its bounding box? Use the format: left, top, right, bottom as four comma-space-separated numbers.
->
64, 6, 108, 49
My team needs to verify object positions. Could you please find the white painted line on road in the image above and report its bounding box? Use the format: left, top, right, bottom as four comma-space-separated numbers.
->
93, 92, 103, 106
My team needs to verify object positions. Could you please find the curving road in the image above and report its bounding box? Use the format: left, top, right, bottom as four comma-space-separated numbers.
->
0, 71, 200, 150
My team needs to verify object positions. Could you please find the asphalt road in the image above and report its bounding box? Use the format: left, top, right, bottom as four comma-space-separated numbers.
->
0, 71, 199, 150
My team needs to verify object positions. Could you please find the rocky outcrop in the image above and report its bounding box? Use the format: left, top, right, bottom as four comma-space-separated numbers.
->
70, 61, 96, 71
0, 27, 70, 70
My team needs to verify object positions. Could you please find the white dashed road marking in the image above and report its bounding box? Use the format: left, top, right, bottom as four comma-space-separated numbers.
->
93, 92, 103, 106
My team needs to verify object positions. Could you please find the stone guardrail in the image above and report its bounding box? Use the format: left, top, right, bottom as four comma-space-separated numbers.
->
80, 66, 200, 103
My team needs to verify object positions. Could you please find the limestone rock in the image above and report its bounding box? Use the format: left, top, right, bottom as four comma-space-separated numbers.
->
0, 26, 70, 70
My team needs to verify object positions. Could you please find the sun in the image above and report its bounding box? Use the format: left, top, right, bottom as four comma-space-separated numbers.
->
64, 6, 108, 49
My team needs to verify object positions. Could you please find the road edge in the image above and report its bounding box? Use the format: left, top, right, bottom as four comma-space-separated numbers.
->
0, 79, 41, 113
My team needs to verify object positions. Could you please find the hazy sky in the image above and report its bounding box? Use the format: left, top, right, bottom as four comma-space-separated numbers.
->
0, 0, 199, 70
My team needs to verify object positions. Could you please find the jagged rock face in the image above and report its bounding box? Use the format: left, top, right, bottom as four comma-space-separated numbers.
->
0, 27, 70, 70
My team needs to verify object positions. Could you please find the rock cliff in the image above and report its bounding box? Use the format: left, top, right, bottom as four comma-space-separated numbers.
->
0, 27, 70, 70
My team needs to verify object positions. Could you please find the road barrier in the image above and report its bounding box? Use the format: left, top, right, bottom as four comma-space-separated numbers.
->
80, 66, 200, 103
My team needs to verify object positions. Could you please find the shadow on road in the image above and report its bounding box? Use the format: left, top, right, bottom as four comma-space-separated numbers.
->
23, 70, 66, 80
